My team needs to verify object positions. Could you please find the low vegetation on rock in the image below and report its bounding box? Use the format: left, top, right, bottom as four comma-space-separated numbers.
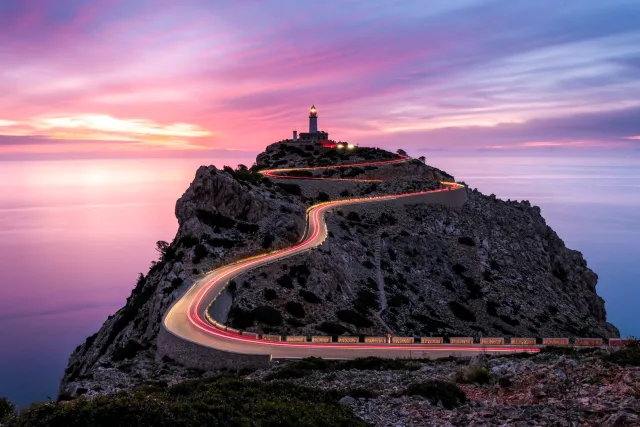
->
266, 357, 420, 380
3, 377, 365, 427
405, 380, 467, 409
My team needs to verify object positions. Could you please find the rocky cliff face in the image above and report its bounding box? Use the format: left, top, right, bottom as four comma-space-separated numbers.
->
59, 164, 305, 397
59, 144, 618, 398
224, 190, 617, 340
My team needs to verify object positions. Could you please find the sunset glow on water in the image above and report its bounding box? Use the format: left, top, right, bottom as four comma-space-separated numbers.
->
0, 155, 638, 405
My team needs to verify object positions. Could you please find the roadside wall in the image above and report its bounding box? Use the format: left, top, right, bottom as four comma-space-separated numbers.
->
156, 327, 271, 370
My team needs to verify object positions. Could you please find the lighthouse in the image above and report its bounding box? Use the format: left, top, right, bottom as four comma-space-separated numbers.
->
309, 104, 318, 133
298, 105, 329, 142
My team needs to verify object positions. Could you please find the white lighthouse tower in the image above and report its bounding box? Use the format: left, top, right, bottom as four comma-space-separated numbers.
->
309, 104, 318, 133
298, 105, 329, 142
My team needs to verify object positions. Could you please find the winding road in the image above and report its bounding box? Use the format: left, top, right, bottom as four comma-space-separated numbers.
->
162, 153, 540, 362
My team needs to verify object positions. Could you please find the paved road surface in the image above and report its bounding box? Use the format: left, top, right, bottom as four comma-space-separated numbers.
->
163, 156, 540, 359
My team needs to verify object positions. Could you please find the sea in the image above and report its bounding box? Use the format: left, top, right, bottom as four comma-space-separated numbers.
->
0, 154, 638, 407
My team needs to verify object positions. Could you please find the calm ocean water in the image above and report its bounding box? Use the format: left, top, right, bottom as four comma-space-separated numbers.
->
0, 155, 638, 406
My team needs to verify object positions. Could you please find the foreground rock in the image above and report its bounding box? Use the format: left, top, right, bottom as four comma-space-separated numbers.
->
8, 348, 639, 426
251, 348, 640, 426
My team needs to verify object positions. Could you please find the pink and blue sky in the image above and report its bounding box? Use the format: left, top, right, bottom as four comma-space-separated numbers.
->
1, 0, 639, 159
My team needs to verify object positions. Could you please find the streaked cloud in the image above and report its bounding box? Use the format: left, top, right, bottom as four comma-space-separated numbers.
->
0, 0, 639, 157
35, 115, 211, 138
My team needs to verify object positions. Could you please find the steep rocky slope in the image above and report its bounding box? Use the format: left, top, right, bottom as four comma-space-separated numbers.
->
59, 143, 618, 398
225, 190, 617, 339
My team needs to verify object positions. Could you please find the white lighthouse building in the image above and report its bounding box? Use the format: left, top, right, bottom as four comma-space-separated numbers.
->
309, 104, 318, 133
298, 105, 329, 142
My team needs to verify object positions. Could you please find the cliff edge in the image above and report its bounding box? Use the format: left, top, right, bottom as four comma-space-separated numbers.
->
59, 144, 618, 398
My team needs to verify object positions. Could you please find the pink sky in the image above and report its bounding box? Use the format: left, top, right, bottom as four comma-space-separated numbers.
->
1, 0, 639, 159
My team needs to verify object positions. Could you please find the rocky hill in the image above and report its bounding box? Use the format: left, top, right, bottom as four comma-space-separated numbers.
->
58, 143, 618, 400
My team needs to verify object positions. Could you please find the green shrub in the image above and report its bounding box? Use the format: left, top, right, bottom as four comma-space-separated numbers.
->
317, 192, 330, 202
193, 244, 208, 263
486, 300, 500, 317
388, 294, 410, 308
236, 222, 259, 233
454, 366, 490, 384
286, 317, 306, 327
207, 238, 237, 249
252, 306, 283, 326
464, 276, 483, 299
285, 301, 305, 318
266, 357, 334, 380
405, 380, 466, 409
277, 274, 294, 289
196, 209, 236, 228
457, 236, 475, 246
346, 212, 361, 222
377, 213, 397, 226
499, 314, 520, 326
441, 279, 455, 292
112, 340, 147, 362
6, 377, 365, 427
603, 347, 640, 366
289, 264, 311, 278
0, 397, 15, 421
163, 277, 184, 294
353, 288, 379, 313
452, 263, 468, 274
228, 307, 255, 329
264, 288, 277, 300
262, 233, 275, 249
448, 301, 476, 322
300, 290, 322, 303
177, 235, 199, 248
276, 183, 302, 196
336, 310, 372, 327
